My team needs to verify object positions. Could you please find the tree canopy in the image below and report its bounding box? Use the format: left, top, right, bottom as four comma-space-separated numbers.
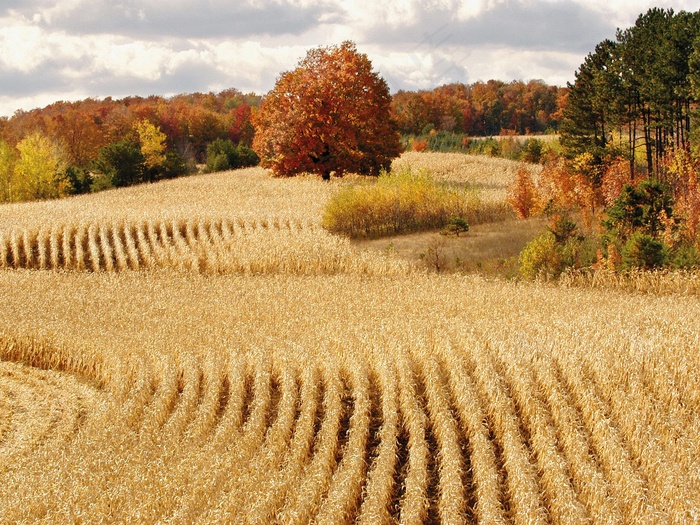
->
561, 8, 700, 178
253, 41, 402, 179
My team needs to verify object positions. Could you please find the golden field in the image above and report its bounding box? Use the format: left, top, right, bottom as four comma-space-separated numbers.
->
0, 153, 698, 524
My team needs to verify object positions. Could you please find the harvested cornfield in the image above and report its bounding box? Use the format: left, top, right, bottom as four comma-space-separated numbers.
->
0, 217, 409, 275
1, 270, 699, 524
1, 156, 699, 524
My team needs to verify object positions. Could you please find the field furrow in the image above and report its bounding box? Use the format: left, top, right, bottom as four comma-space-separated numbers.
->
315, 364, 372, 525
438, 342, 507, 525
225, 365, 300, 519
496, 352, 590, 525
277, 364, 345, 525
357, 360, 399, 525
467, 343, 547, 525
554, 356, 655, 524
417, 353, 468, 524
394, 351, 430, 525
533, 359, 624, 525
243, 366, 321, 525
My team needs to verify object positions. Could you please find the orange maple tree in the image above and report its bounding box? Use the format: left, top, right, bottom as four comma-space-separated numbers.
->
253, 41, 401, 179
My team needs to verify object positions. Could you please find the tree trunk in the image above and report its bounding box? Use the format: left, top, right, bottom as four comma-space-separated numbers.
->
643, 107, 654, 177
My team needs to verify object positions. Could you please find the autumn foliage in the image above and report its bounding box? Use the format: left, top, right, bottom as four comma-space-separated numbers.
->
0, 90, 261, 202
253, 41, 402, 179
507, 167, 538, 219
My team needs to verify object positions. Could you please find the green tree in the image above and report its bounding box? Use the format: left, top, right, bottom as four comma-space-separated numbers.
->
563, 9, 700, 178
621, 232, 669, 269
93, 140, 145, 189
560, 39, 623, 163
14, 131, 70, 201
604, 179, 674, 242
519, 231, 563, 279
253, 41, 402, 180
205, 138, 259, 173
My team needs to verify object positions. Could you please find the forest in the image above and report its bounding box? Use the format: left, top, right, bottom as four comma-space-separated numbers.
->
513, 8, 700, 276
0, 89, 262, 201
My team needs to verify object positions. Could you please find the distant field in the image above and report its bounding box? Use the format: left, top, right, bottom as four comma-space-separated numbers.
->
0, 152, 698, 524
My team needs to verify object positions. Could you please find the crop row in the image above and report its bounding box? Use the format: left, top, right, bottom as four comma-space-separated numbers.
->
1, 335, 697, 524
0, 217, 408, 276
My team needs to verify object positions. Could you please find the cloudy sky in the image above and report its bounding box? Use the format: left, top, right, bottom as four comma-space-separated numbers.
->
0, 0, 697, 117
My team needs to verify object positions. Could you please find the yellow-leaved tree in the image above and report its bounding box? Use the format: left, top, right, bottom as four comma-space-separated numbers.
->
133, 119, 166, 170
14, 132, 69, 201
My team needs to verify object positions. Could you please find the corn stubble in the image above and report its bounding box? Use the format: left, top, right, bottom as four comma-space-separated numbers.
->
0, 156, 699, 524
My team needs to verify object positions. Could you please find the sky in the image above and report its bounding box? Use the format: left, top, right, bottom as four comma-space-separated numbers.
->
0, 0, 698, 117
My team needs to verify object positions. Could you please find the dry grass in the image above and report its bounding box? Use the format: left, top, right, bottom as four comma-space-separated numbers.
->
0, 167, 410, 276
0, 167, 331, 228
560, 267, 700, 296
0, 217, 411, 276
322, 167, 511, 238
0, 154, 698, 524
354, 216, 548, 275
393, 151, 542, 204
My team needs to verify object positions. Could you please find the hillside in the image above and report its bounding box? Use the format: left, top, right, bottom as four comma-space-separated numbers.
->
0, 153, 698, 524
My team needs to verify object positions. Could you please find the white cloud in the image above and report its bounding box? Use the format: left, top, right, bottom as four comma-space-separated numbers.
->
97, 41, 172, 81
207, 41, 308, 90
0, 0, 698, 117
0, 23, 48, 71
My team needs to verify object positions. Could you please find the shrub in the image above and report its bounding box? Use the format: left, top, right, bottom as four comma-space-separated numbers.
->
157, 150, 192, 180
508, 167, 539, 219
465, 137, 501, 156
205, 139, 260, 173
440, 216, 469, 237
411, 139, 428, 152
236, 144, 260, 168
93, 140, 145, 188
322, 167, 484, 238
672, 243, 700, 269
426, 132, 467, 152
499, 135, 523, 160
205, 139, 236, 172
65, 166, 92, 194
520, 138, 544, 163
519, 231, 562, 279
519, 218, 594, 280
549, 215, 580, 244
621, 232, 669, 270
604, 179, 674, 242
208, 153, 231, 173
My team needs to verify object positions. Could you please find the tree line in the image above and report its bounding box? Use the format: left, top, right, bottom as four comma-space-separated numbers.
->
392, 79, 566, 137
562, 7, 700, 178
0, 89, 261, 201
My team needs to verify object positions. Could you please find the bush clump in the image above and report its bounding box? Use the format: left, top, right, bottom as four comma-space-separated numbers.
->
519, 231, 562, 280
322, 168, 486, 238
205, 139, 259, 173
621, 232, 670, 270
519, 217, 596, 279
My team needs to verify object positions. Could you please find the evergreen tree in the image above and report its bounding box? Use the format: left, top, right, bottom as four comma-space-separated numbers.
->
563, 9, 700, 178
